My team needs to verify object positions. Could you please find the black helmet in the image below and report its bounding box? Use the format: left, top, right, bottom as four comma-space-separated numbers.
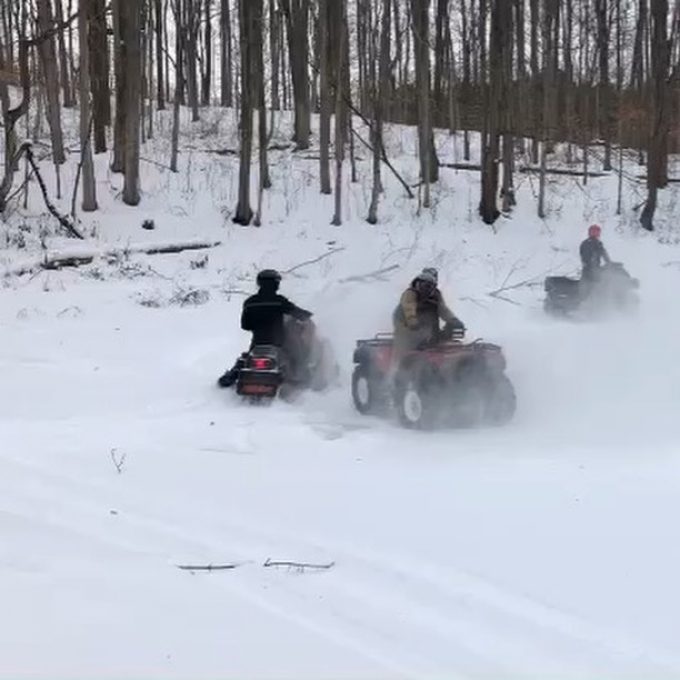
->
256, 269, 282, 288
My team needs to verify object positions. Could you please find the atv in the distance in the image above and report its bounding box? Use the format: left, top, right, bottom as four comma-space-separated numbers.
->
544, 262, 639, 318
351, 328, 516, 429
230, 318, 339, 402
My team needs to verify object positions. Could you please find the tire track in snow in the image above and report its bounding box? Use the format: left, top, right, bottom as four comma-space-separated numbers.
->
5, 446, 680, 677
0, 462, 427, 678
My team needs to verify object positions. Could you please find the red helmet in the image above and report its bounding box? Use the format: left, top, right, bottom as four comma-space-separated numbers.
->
588, 224, 602, 239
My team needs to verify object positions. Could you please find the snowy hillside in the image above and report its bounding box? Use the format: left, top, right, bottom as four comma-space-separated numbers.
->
2, 111, 680, 678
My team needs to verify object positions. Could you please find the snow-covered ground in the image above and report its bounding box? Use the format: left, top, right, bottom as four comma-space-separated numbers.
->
2, 112, 680, 678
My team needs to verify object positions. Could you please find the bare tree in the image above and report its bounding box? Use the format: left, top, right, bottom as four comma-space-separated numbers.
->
331, 0, 346, 225
170, 0, 184, 172
89, 0, 110, 153
367, 0, 390, 224
640, 0, 671, 231
220, 0, 233, 106
154, 0, 166, 109
201, 0, 212, 105
479, 0, 501, 224
121, 0, 142, 205
54, 0, 74, 108
77, 0, 97, 211
111, 0, 126, 172
279, 0, 311, 149
253, 0, 270, 226
318, 0, 331, 194
595, 0, 612, 170
234, 0, 254, 224
410, 0, 438, 209
36, 0, 66, 165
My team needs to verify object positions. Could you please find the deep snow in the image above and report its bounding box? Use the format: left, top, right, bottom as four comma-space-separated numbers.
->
2, 112, 680, 678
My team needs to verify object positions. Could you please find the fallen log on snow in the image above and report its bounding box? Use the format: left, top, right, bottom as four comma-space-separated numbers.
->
518, 165, 610, 178
440, 162, 610, 179
4, 240, 222, 277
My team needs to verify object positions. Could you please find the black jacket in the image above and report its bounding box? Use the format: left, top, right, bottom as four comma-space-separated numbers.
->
241, 291, 312, 346
580, 237, 610, 273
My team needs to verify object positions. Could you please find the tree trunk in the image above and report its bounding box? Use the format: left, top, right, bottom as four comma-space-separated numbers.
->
411, 0, 438, 208
112, 0, 126, 172
122, 0, 142, 205
280, 0, 311, 149
220, 0, 233, 106
185, 0, 200, 121
595, 0, 612, 170
36, 0, 66, 165
318, 0, 331, 194
331, 0, 346, 225
170, 3, 183, 172
234, 0, 254, 224
480, 0, 501, 224
0, 39, 30, 212
155, 0, 166, 109
89, 0, 110, 153
640, 0, 670, 231
54, 0, 74, 108
270, 0, 280, 110
202, 0, 212, 105
367, 0, 390, 224
78, 0, 97, 212
529, 0, 540, 162
254, 0, 270, 190
433, 0, 448, 116
500, 0, 515, 212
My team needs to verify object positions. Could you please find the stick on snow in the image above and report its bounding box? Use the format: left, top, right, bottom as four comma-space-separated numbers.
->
263, 558, 335, 571
176, 563, 240, 572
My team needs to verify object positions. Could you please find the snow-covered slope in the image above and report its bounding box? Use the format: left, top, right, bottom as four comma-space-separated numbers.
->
1, 113, 680, 678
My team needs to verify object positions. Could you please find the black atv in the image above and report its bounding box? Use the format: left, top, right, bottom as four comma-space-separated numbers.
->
544, 262, 639, 318
351, 327, 516, 430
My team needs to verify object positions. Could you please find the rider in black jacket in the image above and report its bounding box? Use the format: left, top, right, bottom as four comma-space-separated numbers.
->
241, 270, 312, 346
218, 270, 312, 387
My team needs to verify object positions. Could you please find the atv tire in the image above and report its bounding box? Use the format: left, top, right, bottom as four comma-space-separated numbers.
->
394, 369, 438, 430
352, 365, 383, 416
450, 362, 487, 428
484, 374, 517, 426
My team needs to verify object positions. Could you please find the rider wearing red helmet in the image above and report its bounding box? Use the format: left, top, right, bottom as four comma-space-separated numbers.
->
580, 224, 610, 282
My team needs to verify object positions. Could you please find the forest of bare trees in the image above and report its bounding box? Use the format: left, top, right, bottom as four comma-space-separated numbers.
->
1, 0, 679, 232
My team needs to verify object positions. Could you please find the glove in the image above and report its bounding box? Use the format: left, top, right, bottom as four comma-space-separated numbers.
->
450, 318, 466, 332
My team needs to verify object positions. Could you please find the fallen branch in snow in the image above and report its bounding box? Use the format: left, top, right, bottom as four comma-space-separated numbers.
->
138, 241, 221, 256
5, 240, 222, 277
176, 563, 240, 572
440, 162, 610, 179
23, 143, 84, 239
439, 162, 482, 171
351, 128, 414, 199
338, 264, 400, 283
219, 287, 250, 297
459, 296, 490, 310
488, 277, 544, 300
518, 165, 609, 178
635, 174, 680, 183
263, 558, 335, 572
110, 448, 126, 474
282, 247, 346, 276
486, 269, 547, 305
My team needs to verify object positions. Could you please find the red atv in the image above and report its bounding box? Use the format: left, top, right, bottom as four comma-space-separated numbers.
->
351, 328, 516, 429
